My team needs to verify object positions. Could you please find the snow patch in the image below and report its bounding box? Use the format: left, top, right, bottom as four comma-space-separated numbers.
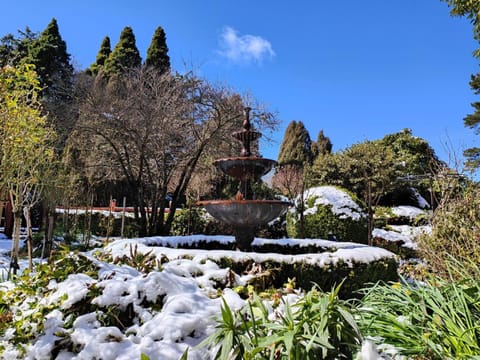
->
300, 186, 365, 221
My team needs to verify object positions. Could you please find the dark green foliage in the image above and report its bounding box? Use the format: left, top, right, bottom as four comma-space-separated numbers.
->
0, 28, 38, 67
200, 286, 363, 359
442, 0, 480, 46
145, 26, 170, 74
312, 131, 439, 208
463, 101, 480, 169
311, 129, 333, 157
287, 202, 368, 244
28, 18, 74, 91
442, 0, 480, 167
464, 146, 480, 169
380, 128, 438, 177
0, 19, 75, 144
171, 207, 210, 235
103, 26, 141, 76
0, 246, 98, 348
24, 18, 75, 146
278, 120, 313, 165
89, 36, 111, 75
213, 255, 398, 299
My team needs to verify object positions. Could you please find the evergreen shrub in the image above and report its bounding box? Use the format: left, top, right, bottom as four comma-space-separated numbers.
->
287, 187, 368, 244
212, 255, 398, 298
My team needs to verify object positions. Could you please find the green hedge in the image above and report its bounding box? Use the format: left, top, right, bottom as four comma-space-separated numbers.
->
213, 255, 398, 299
287, 204, 368, 243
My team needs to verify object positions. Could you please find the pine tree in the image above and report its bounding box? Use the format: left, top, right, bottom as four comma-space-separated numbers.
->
0, 28, 37, 68
441, 0, 480, 168
277, 121, 313, 165
103, 26, 141, 76
89, 36, 111, 75
311, 130, 332, 158
145, 26, 170, 74
463, 74, 480, 169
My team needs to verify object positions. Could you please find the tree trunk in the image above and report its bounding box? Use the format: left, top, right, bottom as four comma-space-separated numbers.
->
9, 210, 23, 277
46, 212, 55, 256
367, 180, 373, 246
24, 207, 34, 271
164, 146, 206, 234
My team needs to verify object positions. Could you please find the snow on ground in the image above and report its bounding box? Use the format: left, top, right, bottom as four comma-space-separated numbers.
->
0, 233, 398, 359
372, 225, 431, 249
300, 186, 365, 220
410, 187, 430, 209
391, 205, 429, 220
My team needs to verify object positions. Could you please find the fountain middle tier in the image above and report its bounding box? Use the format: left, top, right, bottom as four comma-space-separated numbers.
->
214, 157, 277, 182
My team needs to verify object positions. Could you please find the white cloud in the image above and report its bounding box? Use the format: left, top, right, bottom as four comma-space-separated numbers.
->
218, 26, 275, 63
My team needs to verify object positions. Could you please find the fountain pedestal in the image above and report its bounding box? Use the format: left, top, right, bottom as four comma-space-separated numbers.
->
198, 108, 290, 251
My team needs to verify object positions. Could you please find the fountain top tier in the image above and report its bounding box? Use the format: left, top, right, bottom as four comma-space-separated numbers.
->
231, 107, 260, 157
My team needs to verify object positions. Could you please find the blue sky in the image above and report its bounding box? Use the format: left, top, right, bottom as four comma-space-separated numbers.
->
1, 0, 479, 167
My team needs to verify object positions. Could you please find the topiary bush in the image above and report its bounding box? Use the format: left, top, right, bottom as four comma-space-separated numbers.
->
287, 186, 368, 243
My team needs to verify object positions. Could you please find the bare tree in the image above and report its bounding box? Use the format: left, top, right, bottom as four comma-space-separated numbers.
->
70, 67, 277, 236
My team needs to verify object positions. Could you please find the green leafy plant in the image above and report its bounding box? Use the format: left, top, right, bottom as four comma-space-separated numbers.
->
200, 284, 362, 359
113, 243, 164, 273
357, 272, 480, 359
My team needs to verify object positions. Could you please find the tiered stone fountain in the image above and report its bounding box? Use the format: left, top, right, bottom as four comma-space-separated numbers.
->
198, 108, 291, 250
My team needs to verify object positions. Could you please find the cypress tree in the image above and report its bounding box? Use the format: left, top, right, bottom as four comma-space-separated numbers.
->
103, 26, 141, 76
277, 120, 313, 165
28, 18, 75, 145
28, 18, 73, 90
312, 130, 333, 158
145, 26, 170, 74
89, 36, 111, 75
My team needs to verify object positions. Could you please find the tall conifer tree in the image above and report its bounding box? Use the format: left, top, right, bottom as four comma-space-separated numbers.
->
277, 120, 313, 165
145, 26, 170, 74
28, 18, 73, 91
89, 36, 111, 75
312, 130, 333, 158
27, 18, 75, 146
103, 26, 141, 76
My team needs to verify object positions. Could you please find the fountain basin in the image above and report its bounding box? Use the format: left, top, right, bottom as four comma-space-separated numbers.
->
197, 199, 290, 227
214, 157, 277, 181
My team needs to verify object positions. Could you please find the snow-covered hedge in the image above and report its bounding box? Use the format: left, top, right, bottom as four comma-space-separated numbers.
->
287, 186, 368, 243
135, 237, 398, 298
